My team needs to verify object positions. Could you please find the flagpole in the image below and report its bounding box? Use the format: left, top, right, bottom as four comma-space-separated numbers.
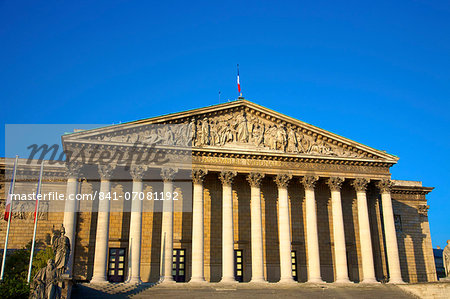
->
0, 155, 19, 281
27, 162, 44, 283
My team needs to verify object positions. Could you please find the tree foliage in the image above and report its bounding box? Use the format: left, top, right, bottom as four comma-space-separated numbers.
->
0, 243, 55, 299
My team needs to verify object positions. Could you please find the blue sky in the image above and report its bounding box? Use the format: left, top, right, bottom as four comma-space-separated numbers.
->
1, 1, 449, 247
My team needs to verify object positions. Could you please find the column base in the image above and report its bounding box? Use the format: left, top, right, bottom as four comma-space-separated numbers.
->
90, 276, 108, 284
249, 278, 267, 284
307, 278, 325, 284
219, 277, 238, 284
127, 277, 142, 284
334, 278, 352, 284
388, 279, 405, 284
189, 277, 207, 284
360, 278, 379, 284
277, 277, 296, 284
160, 276, 176, 284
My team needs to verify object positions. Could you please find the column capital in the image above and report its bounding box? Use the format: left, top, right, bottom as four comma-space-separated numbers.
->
192, 169, 208, 184
219, 171, 237, 186
98, 164, 116, 180
65, 161, 82, 179
352, 178, 370, 192
161, 167, 178, 182
130, 165, 147, 181
327, 177, 345, 192
274, 174, 292, 188
377, 179, 393, 194
301, 175, 319, 191
247, 172, 265, 188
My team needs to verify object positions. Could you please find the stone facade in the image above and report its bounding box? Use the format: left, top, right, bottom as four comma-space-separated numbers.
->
0, 100, 437, 284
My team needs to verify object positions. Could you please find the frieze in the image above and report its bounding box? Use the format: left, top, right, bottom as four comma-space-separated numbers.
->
76, 106, 388, 161
193, 156, 390, 175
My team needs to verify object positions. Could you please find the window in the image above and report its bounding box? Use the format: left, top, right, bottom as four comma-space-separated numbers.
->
107, 248, 126, 282
234, 249, 243, 282
172, 249, 186, 282
291, 250, 298, 281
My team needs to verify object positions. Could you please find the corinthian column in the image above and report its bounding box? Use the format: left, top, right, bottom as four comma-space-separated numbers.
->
377, 179, 404, 284
219, 171, 237, 283
352, 178, 377, 283
301, 176, 323, 283
160, 167, 178, 283
128, 165, 146, 283
63, 161, 82, 277
274, 174, 294, 283
190, 169, 208, 283
327, 177, 351, 283
247, 172, 266, 283
92, 164, 115, 283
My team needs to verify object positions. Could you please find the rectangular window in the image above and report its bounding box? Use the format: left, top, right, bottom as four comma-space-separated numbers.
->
291, 250, 298, 281
234, 249, 243, 282
172, 249, 186, 282
107, 248, 126, 282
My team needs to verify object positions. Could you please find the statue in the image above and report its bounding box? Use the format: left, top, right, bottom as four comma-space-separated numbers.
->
444, 240, 450, 278
52, 225, 71, 276
236, 113, 249, 143
30, 259, 61, 299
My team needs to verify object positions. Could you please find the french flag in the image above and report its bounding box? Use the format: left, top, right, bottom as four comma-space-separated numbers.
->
4, 157, 18, 221
237, 64, 241, 94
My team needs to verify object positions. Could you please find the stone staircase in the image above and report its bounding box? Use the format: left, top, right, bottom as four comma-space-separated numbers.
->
72, 282, 418, 299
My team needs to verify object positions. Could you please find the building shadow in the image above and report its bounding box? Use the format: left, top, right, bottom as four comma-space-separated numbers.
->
288, 179, 307, 282
261, 176, 280, 282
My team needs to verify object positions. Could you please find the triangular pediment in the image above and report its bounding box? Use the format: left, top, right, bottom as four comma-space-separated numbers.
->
62, 100, 398, 163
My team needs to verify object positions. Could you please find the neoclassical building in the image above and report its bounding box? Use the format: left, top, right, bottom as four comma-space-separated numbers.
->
0, 100, 437, 284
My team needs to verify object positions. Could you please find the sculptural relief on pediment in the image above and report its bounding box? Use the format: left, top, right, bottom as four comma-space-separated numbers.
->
78, 108, 378, 160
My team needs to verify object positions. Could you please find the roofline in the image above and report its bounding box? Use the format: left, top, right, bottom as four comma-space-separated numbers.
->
62, 99, 399, 163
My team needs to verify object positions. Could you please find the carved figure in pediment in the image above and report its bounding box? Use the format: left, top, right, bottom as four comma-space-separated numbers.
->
264, 125, 276, 149
236, 112, 249, 143
199, 117, 210, 146
158, 126, 174, 145
220, 123, 234, 145
275, 125, 287, 151
252, 123, 265, 147
188, 119, 196, 146
286, 128, 298, 153
143, 128, 161, 145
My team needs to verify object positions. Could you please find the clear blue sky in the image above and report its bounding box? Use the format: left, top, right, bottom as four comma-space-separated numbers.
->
1, 1, 449, 247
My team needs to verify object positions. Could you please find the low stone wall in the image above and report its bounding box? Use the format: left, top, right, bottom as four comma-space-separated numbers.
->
397, 281, 450, 299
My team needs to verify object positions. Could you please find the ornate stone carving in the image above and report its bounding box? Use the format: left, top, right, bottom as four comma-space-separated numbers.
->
443, 240, 450, 278
274, 174, 292, 188
417, 204, 429, 216
51, 225, 70, 276
327, 177, 345, 192
219, 171, 237, 186
377, 179, 393, 193
130, 165, 147, 181
352, 178, 370, 192
191, 169, 208, 184
65, 161, 82, 178
161, 167, 178, 182
246, 172, 265, 187
83, 108, 378, 160
9, 201, 49, 220
98, 164, 115, 180
301, 175, 319, 190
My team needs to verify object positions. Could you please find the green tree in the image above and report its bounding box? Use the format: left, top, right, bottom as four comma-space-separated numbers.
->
0, 243, 55, 299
